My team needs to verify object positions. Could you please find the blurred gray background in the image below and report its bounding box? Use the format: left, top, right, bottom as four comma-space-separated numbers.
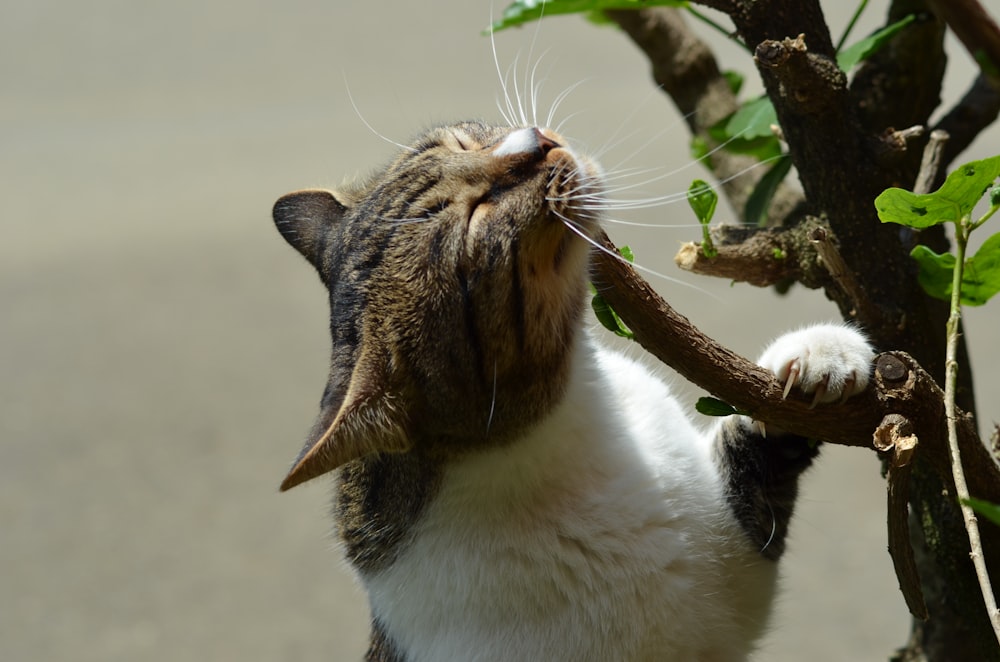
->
3, 1, 998, 660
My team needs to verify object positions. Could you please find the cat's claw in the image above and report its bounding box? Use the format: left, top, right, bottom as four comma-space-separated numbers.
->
759, 324, 874, 405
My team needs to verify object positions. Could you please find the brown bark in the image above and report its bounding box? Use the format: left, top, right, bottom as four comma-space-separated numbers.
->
604, 1, 1000, 658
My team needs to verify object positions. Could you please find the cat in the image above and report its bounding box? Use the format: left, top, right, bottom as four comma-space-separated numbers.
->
271, 121, 874, 661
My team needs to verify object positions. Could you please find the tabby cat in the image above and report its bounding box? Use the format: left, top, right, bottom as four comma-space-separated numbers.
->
272, 121, 874, 661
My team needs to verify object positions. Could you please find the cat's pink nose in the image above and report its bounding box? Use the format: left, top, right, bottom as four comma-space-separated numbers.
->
493, 127, 561, 159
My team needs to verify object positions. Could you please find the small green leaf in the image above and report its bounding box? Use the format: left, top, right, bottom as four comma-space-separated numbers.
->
696, 397, 738, 417
688, 179, 718, 258
724, 96, 778, 141
687, 179, 718, 224
772, 247, 787, 260
963, 231, 1000, 306
990, 184, 1000, 208
690, 135, 711, 163
910, 245, 955, 301
722, 70, 744, 96
706, 127, 783, 161
743, 154, 793, 227
963, 497, 1000, 528
591, 293, 634, 340
619, 244, 634, 263
836, 14, 917, 72
910, 234, 1000, 306
696, 396, 750, 417
490, 0, 686, 32
876, 155, 1000, 228
973, 49, 1000, 79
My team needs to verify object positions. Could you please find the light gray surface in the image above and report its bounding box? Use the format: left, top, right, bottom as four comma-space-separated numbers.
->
3, 2, 998, 660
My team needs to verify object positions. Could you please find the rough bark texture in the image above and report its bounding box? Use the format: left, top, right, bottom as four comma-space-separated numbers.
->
602, 1, 1000, 659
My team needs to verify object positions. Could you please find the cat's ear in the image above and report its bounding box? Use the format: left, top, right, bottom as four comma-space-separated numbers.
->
279, 346, 411, 491
272, 189, 348, 271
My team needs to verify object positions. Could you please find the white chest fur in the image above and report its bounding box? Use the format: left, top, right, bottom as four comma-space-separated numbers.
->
361, 335, 777, 661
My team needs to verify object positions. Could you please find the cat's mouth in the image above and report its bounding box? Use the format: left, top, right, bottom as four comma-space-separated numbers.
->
488, 125, 602, 261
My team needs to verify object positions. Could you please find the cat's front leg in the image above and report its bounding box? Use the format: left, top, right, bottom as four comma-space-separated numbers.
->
715, 324, 875, 560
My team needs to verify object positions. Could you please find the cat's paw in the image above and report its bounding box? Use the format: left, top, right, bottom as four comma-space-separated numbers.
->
757, 324, 874, 406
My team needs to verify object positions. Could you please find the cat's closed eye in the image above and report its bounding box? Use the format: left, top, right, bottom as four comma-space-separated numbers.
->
448, 129, 477, 151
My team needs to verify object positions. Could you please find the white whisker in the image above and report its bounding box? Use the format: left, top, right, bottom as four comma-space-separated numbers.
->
546, 79, 589, 130
489, 7, 519, 129
553, 210, 719, 299
343, 73, 415, 152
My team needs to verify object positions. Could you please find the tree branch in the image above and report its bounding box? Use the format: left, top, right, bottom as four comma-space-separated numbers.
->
933, 73, 1000, 173
590, 229, 1000, 542
605, 7, 803, 226
924, 0, 1000, 86
874, 413, 927, 620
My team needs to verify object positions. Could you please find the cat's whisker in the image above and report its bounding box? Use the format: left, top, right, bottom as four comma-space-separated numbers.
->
598, 218, 715, 229
545, 81, 588, 131
593, 135, 771, 200
601, 125, 679, 173
508, 53, 529, 126
489, 13, 520, 129
495, 96, 517, 128
486, 360, 498, 437
554, 211, 720, 299
528, 50, 553, 128
568, 153, 784, 211
386, 218, 434, 225
554, 165, 660, 201
590, 85, 680, 162
521, 2, 548, 128
343, 74, 416, 153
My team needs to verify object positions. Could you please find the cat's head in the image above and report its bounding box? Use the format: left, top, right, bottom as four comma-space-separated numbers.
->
274, 122, 602, 490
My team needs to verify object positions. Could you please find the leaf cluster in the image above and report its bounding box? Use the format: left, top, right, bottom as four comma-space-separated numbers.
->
876, 155, 1000, 306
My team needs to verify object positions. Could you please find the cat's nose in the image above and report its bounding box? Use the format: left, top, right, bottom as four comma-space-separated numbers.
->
493, 127, 561, 159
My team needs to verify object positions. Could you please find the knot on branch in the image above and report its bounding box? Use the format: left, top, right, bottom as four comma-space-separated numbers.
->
874, 125, 927, 167
754, 34, 845, 114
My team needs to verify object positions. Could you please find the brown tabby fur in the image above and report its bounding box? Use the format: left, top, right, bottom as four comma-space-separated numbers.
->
273, 122, 600, 572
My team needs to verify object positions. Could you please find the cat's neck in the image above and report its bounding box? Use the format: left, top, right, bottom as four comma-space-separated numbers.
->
358, 333, 773, 661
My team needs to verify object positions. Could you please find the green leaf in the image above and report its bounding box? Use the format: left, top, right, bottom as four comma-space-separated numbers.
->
491, 0, 686, 32
963, 231, 1000, 306
722, 70, 744, 96
690, 135, 710, 163
910, 234, 1000, 306
836, 14, 916, 72
687, 179, 717, 224
963, 497, 1000, 528
743, 154, 792, 226
619, 244, 634, 263
696, 396, 749, 417
876, 155, 1000, 228
709, 97, 782, 160
688, 179, 718, 257
591, 293, 634, 340
910, 245, 955, 302
724, 96, 778, 141
707, 124, 782, 160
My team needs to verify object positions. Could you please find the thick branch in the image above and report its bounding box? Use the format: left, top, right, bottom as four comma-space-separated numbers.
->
924, 0, 1000, 85
591, 231, 1000, 514
850, 0, 946, 152
874, 414, 927, 620
933, 74, 1000, 173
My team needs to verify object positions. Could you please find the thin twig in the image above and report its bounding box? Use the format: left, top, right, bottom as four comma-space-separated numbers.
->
944, 221, 1000, 646
914, 130, 950, 195
809, 225, 882, 324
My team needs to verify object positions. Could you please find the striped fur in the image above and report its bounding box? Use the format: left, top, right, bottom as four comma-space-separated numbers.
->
271, 122, 874, 660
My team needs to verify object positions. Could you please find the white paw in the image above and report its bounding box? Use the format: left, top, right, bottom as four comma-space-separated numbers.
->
757, 324, 875, 406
